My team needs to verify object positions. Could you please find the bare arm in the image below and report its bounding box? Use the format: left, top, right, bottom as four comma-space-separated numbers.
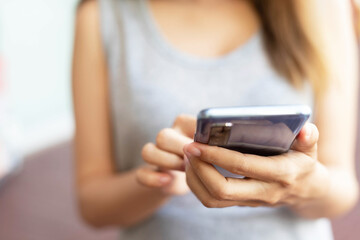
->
292, 0, 359, 218
183, 0, 359, 219
72, 0, 171, 228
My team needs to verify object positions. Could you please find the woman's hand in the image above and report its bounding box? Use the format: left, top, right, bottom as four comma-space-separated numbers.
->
136, 115, 196, 196
183, 123, 331, 209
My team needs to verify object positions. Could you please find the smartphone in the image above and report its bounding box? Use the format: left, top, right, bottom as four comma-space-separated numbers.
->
194, 105, 311, 178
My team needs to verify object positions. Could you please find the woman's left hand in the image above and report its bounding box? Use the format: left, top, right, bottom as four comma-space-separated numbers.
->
183, 123, 331, 209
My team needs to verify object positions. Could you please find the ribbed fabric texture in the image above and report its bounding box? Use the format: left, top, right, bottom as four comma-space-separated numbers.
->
98, 0, 332, 239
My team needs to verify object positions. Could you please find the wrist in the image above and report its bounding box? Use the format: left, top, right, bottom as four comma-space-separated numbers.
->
309, 162, 332, 200
290, 162, 331, 210
289, 163, 359, 219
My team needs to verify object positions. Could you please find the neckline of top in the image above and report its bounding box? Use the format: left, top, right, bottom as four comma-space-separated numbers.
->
138, 0, 262, 69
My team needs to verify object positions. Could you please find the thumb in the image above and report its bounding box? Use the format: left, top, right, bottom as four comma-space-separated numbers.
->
291, 123, 319, 157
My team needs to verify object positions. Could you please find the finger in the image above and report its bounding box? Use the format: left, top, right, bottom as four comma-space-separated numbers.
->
187, 155, 230, 200
162, 170, 189, 195
188, 156, 282, 205
142, 143, 185, 171
172, 114, 196, 138
136, 166, 173, 188
156, 128, 193, 156
291, 123, 319, 157
185, 158, 236, 208
184, 142, 289, 183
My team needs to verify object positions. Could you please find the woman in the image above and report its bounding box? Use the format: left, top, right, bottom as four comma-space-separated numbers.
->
72, 0, 359, 239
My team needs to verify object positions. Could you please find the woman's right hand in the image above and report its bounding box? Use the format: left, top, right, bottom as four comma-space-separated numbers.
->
136, 115, 196, 196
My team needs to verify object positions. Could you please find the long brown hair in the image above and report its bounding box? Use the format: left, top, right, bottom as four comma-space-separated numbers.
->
252, 0, 327, 98
79, 0, 357, 99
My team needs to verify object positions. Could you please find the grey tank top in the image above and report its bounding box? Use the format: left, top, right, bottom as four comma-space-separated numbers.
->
98, 0, 333, 239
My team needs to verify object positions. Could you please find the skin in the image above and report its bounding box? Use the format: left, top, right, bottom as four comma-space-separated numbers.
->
183, 0, 360, 219
184, 124, 355, 218
73, 0, 359, 228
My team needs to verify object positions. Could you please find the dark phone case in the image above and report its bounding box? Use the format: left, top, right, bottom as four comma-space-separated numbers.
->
194, 105, 311, 178
194, 105, 311, 155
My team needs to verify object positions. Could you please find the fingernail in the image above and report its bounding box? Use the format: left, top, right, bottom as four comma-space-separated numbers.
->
185, 144, 201, 157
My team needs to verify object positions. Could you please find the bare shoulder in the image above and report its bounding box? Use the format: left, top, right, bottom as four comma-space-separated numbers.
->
296, 0, 355, 43
297, 0, 358, 88
296, 0, 353, 17
298, 0, 359, 168
76, 0, 99, 31
73, 0, 104, 75
73, 0, 114, 182
77, 0, 98, 18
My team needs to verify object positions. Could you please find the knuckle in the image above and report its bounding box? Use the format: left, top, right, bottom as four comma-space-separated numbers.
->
304, 156, 316, 171
202, 198, 218, 208
156, 128, 171, 146
233, 164, 245, 176
135, 168, 146, 184
280, 174, 296, 187
141, 143, 154, 162
232, 156, 247, 175
257, 182, 281, 205
212, 185, 230, 200
264, 194, 280, 205
173, 114, 187, 127
277, 162, 297, 187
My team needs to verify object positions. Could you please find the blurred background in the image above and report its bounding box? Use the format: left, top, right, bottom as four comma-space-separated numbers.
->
0, 0, 359, 239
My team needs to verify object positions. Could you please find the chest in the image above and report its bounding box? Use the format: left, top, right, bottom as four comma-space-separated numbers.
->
123, 44, 312, 123
148, 0, 260, 58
